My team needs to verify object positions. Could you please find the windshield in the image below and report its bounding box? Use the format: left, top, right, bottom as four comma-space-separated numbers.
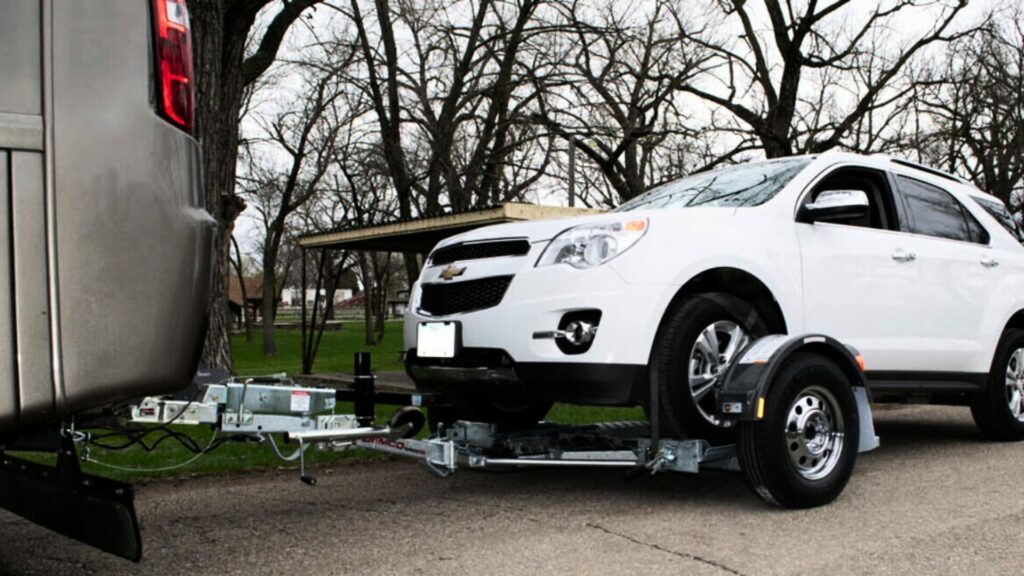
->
615, 158, 812, 212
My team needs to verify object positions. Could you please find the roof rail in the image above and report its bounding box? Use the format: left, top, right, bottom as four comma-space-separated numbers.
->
871, 154, 968, 185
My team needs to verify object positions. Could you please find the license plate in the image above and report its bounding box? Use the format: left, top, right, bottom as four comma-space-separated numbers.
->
417, 322, 458, 358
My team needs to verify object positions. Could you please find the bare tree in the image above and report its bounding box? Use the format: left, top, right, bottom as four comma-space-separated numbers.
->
535, 0, 713, 204
911, 10, 1024, 208
292, 124, 403, 348
334, 0, 552, 280
680, 0, 976, 158
240, 44, 359, 356
190, 0, 324, 371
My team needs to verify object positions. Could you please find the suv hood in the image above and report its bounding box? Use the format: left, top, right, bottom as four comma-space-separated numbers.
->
430, 207, 739, 252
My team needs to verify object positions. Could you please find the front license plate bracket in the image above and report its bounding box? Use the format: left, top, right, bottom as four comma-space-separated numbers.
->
417, 321, 461, 358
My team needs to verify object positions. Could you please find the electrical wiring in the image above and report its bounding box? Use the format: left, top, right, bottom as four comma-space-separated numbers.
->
84, 428, 221, 473
264, 433, 311, 462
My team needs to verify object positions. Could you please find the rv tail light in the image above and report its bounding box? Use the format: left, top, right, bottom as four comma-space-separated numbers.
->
152, 0, 194, 134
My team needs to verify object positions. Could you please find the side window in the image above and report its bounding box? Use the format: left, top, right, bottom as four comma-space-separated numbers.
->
965, 212, 990, 244
973, 195, 1024, 244
896, 176, 988, 244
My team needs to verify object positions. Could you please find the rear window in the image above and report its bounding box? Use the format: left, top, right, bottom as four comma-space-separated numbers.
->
972, 195, 1024, 244
896, 176, 988, 244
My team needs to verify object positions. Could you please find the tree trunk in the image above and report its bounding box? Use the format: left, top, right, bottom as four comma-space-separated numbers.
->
402, 253, 420, 290
230, 235, 253, 342
358, 252, 376, 346
203, 239, 235, 370
261, 258, 278, 357
371, 254, 391, 344
191, 1, 251, 373
190, 0, 321, 372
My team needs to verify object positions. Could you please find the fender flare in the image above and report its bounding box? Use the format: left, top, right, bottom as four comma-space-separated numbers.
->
717, 333, 878, 453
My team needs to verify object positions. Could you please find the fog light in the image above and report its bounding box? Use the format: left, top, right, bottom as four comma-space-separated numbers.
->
531, 310, 602, 354
557, 310, 602, 355
563, 320, 597, 346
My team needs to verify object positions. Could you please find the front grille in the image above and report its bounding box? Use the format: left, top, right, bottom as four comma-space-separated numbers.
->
430, 240, 531, 266
420, 276, 513, 316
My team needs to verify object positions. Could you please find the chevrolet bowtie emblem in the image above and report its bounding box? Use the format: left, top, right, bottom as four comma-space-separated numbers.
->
440, 265, 467, 281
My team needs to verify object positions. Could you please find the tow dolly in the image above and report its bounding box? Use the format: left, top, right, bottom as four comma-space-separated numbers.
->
1, 333, 879, 561
130, 332, 878, 492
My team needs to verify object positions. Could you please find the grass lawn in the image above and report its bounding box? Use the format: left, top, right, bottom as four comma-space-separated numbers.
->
11, 321, 643, 481
232, 321, 406, 375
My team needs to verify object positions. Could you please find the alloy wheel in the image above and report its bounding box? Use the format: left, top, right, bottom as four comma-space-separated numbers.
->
687, 320, 750, 427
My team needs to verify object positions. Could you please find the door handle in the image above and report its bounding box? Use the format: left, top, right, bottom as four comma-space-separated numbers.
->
891, 249, 917, 263
981, 255, 1000, 268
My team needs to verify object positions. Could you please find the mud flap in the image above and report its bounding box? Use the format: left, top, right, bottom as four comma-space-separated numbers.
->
0, 439, 142, 562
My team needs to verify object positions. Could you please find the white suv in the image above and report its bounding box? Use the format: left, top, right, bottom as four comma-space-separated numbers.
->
404, 152, 1024, 442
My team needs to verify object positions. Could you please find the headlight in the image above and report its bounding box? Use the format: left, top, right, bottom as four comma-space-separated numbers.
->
536, 219, 648, 269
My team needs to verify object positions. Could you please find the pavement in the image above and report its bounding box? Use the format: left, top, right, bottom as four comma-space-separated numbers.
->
1, 404, 1023, 575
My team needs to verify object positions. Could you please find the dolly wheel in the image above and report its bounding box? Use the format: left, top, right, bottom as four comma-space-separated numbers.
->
737, 351, 859, 509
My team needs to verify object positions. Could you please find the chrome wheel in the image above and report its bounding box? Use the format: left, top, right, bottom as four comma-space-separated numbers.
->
688, 320, 750, 427
785, 386, 845, 481
1005, 348, 1024, 422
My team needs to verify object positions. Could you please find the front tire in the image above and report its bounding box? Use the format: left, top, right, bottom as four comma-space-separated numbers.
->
648, 295, 764, 443
737, 352, 859, 509
971, 328, 1024, 441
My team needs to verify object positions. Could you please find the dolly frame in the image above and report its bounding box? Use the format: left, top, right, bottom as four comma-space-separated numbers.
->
129, 333, 877, 493
287, 333, 878, 483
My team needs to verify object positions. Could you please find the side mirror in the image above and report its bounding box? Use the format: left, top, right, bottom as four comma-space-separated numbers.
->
798, 189, 870, 223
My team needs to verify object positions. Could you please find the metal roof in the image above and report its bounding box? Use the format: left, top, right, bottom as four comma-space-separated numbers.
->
297, 203, 602, 253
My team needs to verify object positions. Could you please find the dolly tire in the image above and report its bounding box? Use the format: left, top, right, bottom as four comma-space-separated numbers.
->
971, 328, 1024, 441
737, 352, 859, 509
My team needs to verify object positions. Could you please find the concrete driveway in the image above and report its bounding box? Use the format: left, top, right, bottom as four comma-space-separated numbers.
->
1, 405, 1022, 575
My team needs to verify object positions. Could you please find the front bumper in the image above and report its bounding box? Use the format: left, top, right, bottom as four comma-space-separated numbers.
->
404, 255, 674, 406
405, 260, 670, 364
405, 349, 647, 405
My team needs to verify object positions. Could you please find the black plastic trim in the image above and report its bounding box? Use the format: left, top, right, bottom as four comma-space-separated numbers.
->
419, 275, 513, 316
889, 158, 966, 184
865, 370, 987, 394
406, 349, 645, 406
429, 239, 531, 266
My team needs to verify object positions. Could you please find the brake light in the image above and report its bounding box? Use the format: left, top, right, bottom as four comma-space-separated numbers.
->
152, 0, 194, 133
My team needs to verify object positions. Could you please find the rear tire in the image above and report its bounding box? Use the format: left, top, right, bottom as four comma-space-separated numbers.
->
971, 328, 1024, 441
737, 352, 859, 509
648, 295, 766, 443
